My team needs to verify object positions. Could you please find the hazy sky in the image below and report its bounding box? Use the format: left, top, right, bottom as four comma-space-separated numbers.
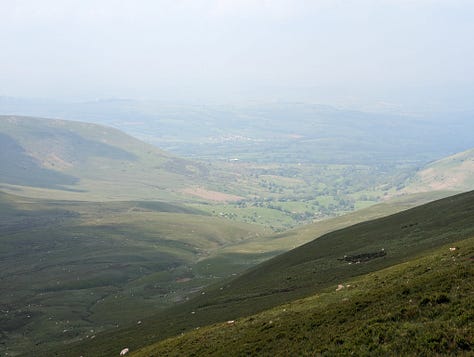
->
1, 0, 473, 110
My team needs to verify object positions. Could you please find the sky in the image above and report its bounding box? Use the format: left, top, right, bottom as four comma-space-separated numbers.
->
1, 0, 474, 111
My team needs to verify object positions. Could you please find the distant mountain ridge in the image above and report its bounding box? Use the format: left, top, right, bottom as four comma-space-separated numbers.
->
2, 97, 473, 164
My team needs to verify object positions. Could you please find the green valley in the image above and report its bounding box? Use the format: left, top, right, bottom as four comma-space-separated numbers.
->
0, 115, 473, 356
3, 2, 474, 356
0, 116, 413, 229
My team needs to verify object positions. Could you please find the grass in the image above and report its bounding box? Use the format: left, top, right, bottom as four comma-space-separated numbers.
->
134, 235, 474, 356
0, 192, 265, 356
0, 115, 213, 202
47, 190, 474, 357
403, 147, 474, 194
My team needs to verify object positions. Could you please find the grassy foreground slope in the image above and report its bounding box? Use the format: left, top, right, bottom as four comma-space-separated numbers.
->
57, 190, 474, 357
0, 192, 265, 356
136, 235, 474, 356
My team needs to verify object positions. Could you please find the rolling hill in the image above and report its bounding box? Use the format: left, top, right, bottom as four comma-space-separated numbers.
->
50, 190, 474, 356
0, 115, 229, 202
402, 147, 474, 194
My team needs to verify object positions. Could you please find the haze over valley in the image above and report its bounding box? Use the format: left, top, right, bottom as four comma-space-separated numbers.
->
1, 1, 473, 356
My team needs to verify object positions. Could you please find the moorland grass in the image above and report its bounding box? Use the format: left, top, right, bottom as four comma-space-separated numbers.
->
135, 235, 474, 356
0, 193, 264, 356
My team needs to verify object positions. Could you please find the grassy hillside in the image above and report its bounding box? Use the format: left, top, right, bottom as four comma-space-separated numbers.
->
0, 192, 266, 356
135, 235, 474, 356
52, 190, 474, 357
402, 147, 474, 194
0, 116, 217, 201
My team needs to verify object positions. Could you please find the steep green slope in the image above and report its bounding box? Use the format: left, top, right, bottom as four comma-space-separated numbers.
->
54, 190, 474, 357
402, 147, 474, 194
0, 192, 266, 356
135, 235, 474, 356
